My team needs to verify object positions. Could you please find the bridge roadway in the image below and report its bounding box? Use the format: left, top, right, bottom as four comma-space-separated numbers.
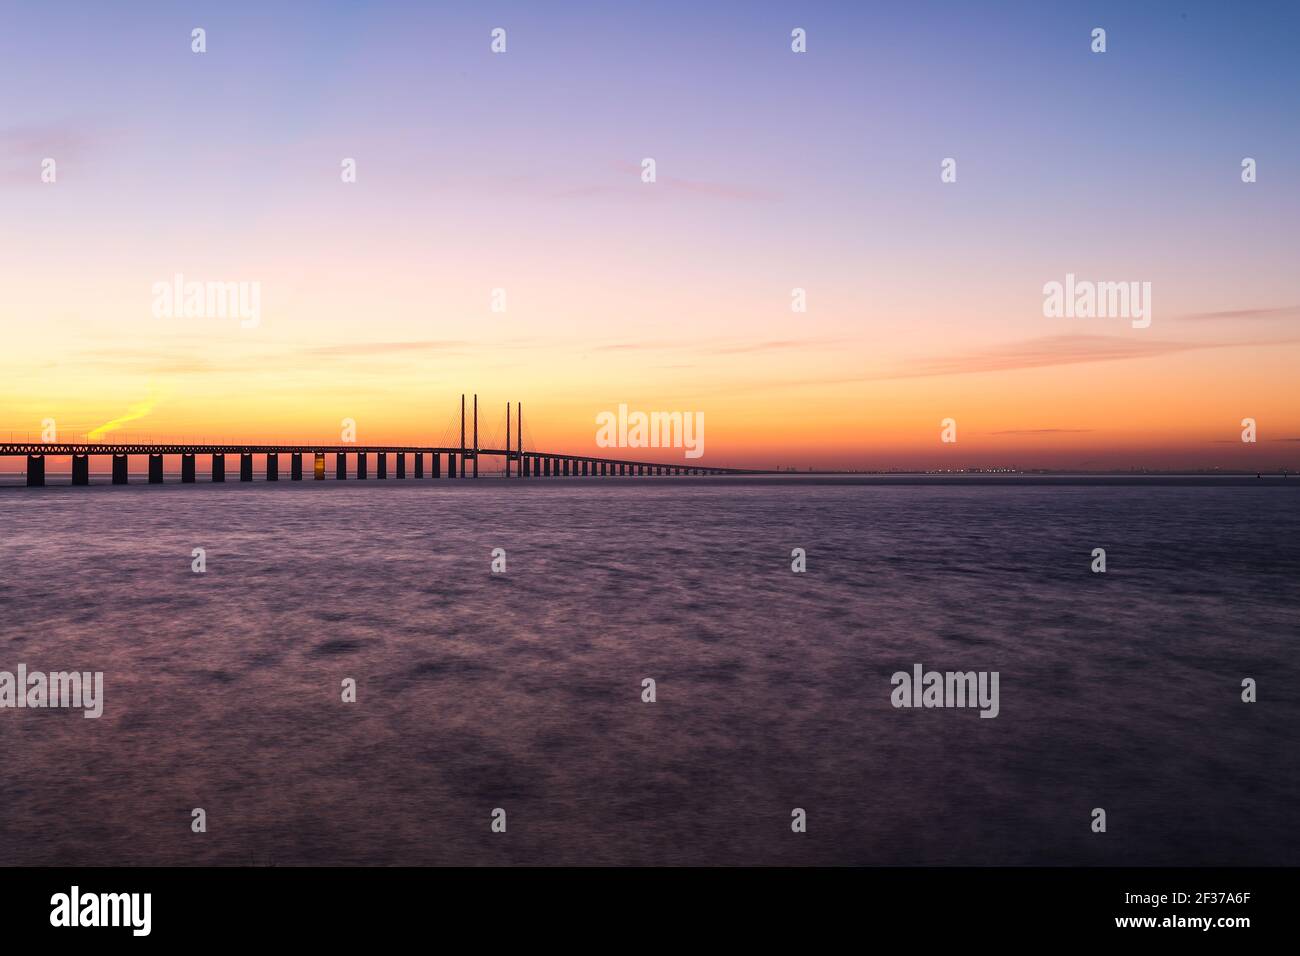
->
0, 443, 755, 485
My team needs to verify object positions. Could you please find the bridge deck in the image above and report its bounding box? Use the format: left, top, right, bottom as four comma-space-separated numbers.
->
0, 443, 753, 477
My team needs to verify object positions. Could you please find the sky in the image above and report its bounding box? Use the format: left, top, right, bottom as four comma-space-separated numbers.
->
1, 0, 1297, 470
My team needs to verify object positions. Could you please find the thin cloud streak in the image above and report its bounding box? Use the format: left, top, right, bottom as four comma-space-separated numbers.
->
687, 334, 1300, 398
988, 428, 1094, 435
1178, 305, 1300, 321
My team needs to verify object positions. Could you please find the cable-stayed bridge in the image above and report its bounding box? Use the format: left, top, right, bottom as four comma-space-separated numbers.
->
0, 394, 757, 485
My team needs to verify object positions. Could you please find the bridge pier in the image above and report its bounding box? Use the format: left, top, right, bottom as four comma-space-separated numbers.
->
396, 453, 406, 478
433, 452, 441, 478
618, 463, 625, 476
376, 453, 387, 479
113, 454, 128, 484
291, 452, 303, 480
266, 453, 279, 481
336, 452, 346, 479
26, 454, 45, 486
449, 453, 458, 478
357, 452, 368, 479
314, 452, 325, 479
213, 453, 225, 482
240, 453, 253, 481
182, 453, 196, 483
72, 454, 89, 485
562, 459, 570, 476
415, 452, 423, 478
148, 453, 164, 483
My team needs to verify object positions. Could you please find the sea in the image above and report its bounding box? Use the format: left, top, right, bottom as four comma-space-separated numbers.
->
1, 476, 1296, 866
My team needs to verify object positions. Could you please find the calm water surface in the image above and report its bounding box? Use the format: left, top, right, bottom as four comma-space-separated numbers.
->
1, 478, 1296, 865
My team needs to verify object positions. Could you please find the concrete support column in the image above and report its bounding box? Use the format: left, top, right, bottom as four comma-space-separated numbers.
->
266, 453, 279, 481
26, 454, 45, 486
396, 453, 406, 479
72, 454, 89, 485
240, 453, 253, 481
449, 453, 458, 478
433, 453, 442, 478
336, 452, 346, 479
113, 454, 128, 484
357, 452, 368, 479
182, 453, 196, 483
376, 453, 387, 479
415, 453, 424, 478
314, 452, 325, 479
563, 459, 570, 476
148, 453, 164, 484
213, 453, 225, 482
291, 452, 303, 480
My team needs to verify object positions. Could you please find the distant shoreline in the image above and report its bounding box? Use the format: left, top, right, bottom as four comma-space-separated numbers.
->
1, 472, 1295, 489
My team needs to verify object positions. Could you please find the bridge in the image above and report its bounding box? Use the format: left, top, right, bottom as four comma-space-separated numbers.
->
1, 395, 755, 486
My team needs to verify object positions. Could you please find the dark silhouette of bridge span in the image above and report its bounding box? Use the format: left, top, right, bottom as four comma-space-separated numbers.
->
2, 395, 756, 486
